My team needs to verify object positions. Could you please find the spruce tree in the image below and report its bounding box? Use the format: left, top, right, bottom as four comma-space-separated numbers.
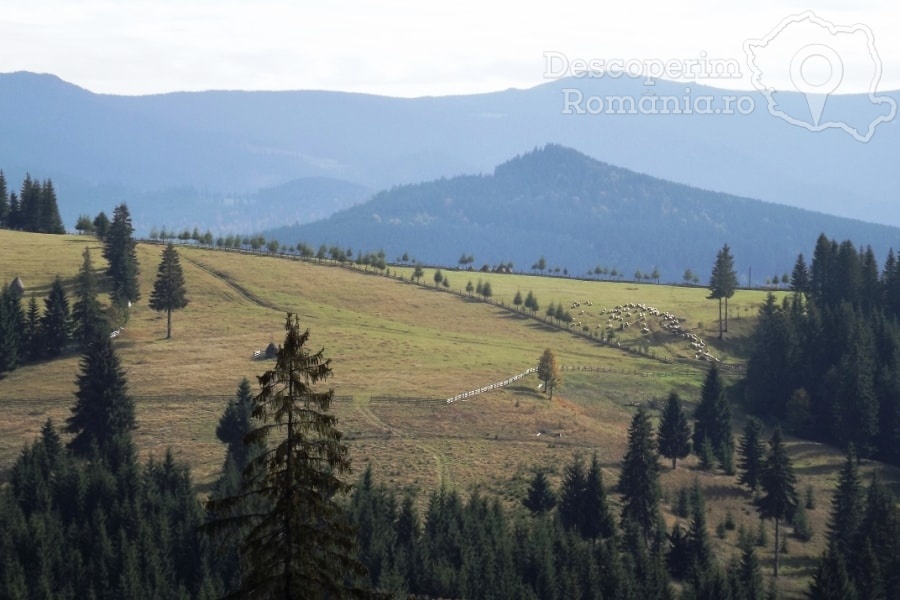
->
807, 546, 858, 600
71, 247, 104, 345
205, 314, 370, 598
0, 170, 8, 227
523, 470, 556, 515
657, 392, 692, 469
18, 174, 41, 232
66, 330, 136, 459
708, 243, 738, 338
790, 252, 810, 294
558, 453, 586, 533
693, 363, 733, 471
39, 275, 70, 358
39, 179, 65, 234
582, 451, 615, 542
618, 407, 661, 543
755, 426, 798, 577
148, 243, 188, 339
93, 211, 110, 241
734, 531, 764, 600
686, 479, 713, 578
7, 192, 20, 229
0, 284, 23, 375
738, 417, 766, 492
825, 445, 863, 560
103, 203, 140, 305
216, 377, 256, 469
23, 295, 40, 361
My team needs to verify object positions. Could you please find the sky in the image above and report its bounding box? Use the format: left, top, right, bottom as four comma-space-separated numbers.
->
0, 1, 898, 97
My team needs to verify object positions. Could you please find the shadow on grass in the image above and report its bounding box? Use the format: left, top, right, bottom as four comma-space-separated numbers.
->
506, 385, 543, 398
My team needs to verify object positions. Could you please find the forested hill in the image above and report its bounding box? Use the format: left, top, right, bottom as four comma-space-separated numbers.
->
268, 145, 900, 284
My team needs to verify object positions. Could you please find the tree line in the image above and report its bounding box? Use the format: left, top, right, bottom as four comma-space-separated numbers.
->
1, 203, 190, 378
0, 171, 65, 234
743, 233, 900, 464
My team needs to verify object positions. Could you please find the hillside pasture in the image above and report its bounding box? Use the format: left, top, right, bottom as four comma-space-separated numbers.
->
0, 231, 894, 598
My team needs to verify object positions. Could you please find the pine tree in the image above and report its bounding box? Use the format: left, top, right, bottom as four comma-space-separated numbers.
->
619, 407, 661, 543
755, 426, 798, 577
0, 284, 23, 376
807, 546, 858, 600
825, 445, 863, 560
7, 192, 20, 229
835, 334, 878, 456
216, 377, 256, 469
657, 392, 692, 469
744, 293, 794, 419
693, 363, 733, 471
23, 295, 40, 361
205, 314, 370, 598
537, 348, 560, 399
582, 451, 615, 542
686, 479, 713, 578
71, 247, 104, 345
18, 174, 41, 232
523, 470, 556, 515
734, 531, 764, 600
0, 170, 8, 228
738, 418, 766, 492
103, 203, 140, 305
708, 243, 738, 338
39, 275, 70, 358
39, 179, 65, 234
66, 330, 136, 459
791, 253, 810, 294
148, 243, 188, 339
558, 453, 586, 533
92, 211, 110, 241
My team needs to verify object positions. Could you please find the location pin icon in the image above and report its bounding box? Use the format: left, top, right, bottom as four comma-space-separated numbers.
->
789, 44, 844, 126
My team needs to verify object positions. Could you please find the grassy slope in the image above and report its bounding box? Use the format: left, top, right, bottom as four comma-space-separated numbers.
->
0, 230, 895, 598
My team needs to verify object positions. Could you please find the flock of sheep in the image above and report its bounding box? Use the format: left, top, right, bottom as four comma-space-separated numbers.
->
569, 300, 720, 362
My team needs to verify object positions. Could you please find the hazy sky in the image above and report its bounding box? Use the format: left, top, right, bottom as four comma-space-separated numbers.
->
0, 1, 897, 96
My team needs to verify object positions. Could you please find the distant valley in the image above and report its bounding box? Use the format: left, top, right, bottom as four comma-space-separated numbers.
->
0, 71, 898, 236
269, 145, 900, 285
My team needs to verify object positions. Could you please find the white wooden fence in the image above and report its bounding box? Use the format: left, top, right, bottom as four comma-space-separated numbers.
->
446, 367, 537, 404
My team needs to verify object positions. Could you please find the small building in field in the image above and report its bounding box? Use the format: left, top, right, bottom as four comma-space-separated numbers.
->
9, 276, 24, 298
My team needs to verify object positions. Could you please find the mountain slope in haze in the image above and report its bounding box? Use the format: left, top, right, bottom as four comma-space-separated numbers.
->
0, 71, 898, 232
267, 145, 900, 284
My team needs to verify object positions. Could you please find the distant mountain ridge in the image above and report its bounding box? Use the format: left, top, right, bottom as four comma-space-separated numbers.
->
0, 71, 897, 233
267, 145, 900, 285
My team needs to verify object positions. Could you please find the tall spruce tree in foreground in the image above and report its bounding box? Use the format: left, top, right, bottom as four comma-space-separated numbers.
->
205, 314, 370, 598
65, 330, 136, 461
619, 407, 661, 543
755, 425, 798, 578
657, 392, 692, 469
149, 243, 188, 339
103, 203, 140, 306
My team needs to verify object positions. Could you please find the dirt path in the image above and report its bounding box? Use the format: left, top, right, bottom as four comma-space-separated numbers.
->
182, 255, 285, 312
